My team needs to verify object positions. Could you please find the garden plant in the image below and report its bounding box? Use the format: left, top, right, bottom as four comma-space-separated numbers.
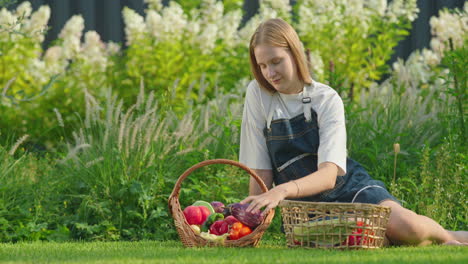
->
0, 0, 467, 262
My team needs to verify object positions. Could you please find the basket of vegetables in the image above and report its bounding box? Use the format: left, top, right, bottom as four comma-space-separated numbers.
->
279, 200, 391, 249
168, 159, 275, 247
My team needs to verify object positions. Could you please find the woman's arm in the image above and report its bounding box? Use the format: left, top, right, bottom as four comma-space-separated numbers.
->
241, 162, 338, 214
250, 169, 273, 195
291, 162, 338, 197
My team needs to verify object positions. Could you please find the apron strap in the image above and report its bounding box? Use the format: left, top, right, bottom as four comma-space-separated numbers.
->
266, 93, 278, 130
266, 81, 315, 129
302, 81, 315, 122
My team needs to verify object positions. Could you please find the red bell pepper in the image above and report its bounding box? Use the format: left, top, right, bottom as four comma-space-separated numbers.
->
209, 220, 229, 235
343, 221, 375, 246
224, 215, 239, 226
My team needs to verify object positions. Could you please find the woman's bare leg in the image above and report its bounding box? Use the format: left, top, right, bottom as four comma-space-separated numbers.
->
380, 200, 467, 246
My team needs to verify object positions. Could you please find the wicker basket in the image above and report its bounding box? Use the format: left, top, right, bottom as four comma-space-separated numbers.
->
168, 159, 275, 247
279, 200, 391, 249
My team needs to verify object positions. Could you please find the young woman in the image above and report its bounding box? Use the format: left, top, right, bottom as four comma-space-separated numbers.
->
239, 18, 467, 246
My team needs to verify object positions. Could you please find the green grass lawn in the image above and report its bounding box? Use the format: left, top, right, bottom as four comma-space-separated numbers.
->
0, 240, 467, 264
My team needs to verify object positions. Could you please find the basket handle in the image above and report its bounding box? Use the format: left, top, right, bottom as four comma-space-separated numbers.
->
169, 159, 269, 201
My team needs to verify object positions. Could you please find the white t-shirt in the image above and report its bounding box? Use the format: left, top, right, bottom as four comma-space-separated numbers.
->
239, 80, 347, 176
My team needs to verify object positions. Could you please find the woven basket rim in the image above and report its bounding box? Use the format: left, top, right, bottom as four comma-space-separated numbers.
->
279, 200, 391, 210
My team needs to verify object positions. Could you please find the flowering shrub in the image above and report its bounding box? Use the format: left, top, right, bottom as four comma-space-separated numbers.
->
119, 0, 251, 110
430, 4, 468, 56
295, 0, 419, 99
0, 3, 119, 144
170, 0, 244, 16
391, 3, 467, 90
0, 2, 50, 103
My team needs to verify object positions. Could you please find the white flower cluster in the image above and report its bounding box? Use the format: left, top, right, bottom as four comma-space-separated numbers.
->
0, 2, 50, 42
193, 0, 223, 52
44, 14, 119, 77
364, 0, 387, 16
298, 0, 417, 35
146, 9, 163, 40
345, 0, 365, 17
196, 23, 218, 52
298, 0, 346, 30
0, 2, 50, 84
126, 0, 244, 54
390, 3, 467, 90
237, 15, 262, 47
297, 0, 375, 64
27, 58, 48, 84
220, 10, 243, 48
260, 0, 291, 21
308, 50, 324, 80
44, 46, 65, 75
123, 7, 146, 46
0, 8, 20, 40
141, 2, 189, 43
385, 0, 419, 23
22, 4, 51, 42
200, 0, 224, 26
2, 0, 122, 86
15, 1, 32, 17
80, 31, 108, 72
144, 0, 163, 12
430, 3, 468, 56
237, 0, 293, 47
160, 2, 188, 42
59, 15, 85, 59
392, 50, 434, 89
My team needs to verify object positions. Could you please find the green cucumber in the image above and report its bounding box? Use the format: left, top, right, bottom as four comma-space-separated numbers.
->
292, 218, 354, 245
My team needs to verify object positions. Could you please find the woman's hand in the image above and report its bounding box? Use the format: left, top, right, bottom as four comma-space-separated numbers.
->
240, 185, 290, 215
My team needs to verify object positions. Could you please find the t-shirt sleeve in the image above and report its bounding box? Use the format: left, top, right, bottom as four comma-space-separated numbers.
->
316, 91, 347, 176
239, 81, 272, 170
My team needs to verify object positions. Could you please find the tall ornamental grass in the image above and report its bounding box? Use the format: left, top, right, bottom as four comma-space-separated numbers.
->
52, 80, 247, 240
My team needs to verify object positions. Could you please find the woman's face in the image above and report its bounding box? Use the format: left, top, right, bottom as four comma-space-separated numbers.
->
254, 44, 303, 94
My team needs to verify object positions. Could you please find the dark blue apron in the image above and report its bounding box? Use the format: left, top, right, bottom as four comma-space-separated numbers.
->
263, 84, 398, 204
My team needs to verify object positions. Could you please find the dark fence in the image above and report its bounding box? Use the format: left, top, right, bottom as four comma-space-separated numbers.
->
5, 0, 466, 64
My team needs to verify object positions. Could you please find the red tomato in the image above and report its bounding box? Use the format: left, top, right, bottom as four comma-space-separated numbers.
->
229, 222, 252, 240
183, 206, 211, 225
239, 226, 252, 237
198, 206, 211, 223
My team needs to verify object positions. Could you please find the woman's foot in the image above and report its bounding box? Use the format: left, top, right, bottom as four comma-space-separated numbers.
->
443, 240, 468, 246
448, 231, 468, 243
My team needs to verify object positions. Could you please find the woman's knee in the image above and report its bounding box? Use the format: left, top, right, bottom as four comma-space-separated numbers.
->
381, 201, 427, 244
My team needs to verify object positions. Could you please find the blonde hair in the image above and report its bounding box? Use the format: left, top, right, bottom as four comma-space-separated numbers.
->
249, 18, 312, 93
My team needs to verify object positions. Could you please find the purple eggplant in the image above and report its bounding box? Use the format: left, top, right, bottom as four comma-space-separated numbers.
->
210, 201, 225, 214
229, 203, 264, 228
222, 206, 231, 217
